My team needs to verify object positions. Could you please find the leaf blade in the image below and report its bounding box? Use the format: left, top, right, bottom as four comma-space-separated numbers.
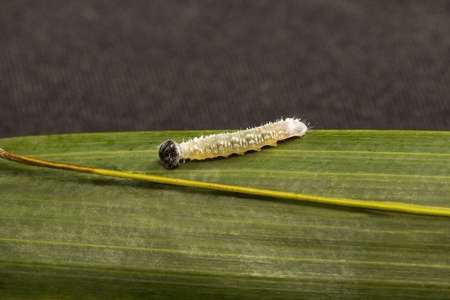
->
1, 130, 449, 299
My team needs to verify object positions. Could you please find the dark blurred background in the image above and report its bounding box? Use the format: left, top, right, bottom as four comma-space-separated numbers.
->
1, 0, 449, 138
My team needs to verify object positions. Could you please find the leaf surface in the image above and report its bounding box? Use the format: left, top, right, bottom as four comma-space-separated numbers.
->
1, 130, 449, 299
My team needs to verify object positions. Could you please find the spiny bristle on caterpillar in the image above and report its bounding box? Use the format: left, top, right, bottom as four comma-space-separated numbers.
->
158, 118, 308, 169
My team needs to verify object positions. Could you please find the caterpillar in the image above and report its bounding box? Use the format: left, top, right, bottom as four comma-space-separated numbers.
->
158, 118, 308, 169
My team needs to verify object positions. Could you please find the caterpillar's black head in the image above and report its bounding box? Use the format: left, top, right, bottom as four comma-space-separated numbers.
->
158, 140, 180, 169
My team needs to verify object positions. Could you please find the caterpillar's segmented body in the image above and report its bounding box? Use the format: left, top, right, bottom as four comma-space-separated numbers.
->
158, 118, 307, 169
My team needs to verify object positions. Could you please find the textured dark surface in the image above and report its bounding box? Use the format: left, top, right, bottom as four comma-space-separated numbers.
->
1, 0, 449, 138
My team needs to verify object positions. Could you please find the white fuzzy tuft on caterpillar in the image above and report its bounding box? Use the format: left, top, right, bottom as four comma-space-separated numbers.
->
158, 118, 307, 169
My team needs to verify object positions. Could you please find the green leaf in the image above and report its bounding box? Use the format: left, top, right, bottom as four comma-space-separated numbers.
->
1, 130, 449, 299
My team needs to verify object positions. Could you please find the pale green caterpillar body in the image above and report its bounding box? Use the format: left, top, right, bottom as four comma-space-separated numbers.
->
159, 118, 307, 169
